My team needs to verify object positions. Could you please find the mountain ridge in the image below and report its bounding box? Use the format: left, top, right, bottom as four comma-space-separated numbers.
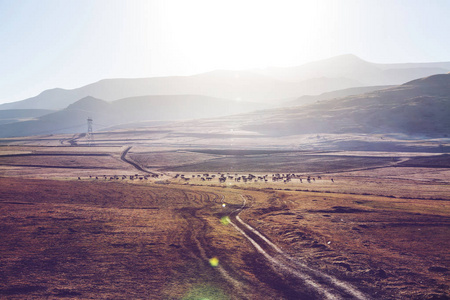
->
0, 94, 264, 138
240, 74, 450, 137
1, 74, 448, 138
253, 54, 450, 85
2, 54, 449, 111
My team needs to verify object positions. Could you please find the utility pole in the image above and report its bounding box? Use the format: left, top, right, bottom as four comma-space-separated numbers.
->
87, 117, 94, 146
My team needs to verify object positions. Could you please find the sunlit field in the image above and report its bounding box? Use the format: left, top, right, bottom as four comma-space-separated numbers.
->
0, 134, 448, 299
2, 1, 450, 299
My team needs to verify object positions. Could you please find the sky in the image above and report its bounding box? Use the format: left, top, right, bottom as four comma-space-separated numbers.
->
1, 0, 449, 105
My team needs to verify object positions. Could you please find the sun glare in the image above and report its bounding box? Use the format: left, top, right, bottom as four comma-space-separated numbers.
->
146, 0, 338, 71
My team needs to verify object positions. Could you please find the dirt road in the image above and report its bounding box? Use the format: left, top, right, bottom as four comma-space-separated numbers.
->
227, 194, 369, 300
120, 146, 158, 175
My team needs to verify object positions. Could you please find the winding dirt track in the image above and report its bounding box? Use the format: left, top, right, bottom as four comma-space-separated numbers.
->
184, 190, 370, 299
120, 146, 158, 175
227, 194, 369, 300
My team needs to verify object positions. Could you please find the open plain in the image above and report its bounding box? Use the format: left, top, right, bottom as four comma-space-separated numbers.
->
0, 132, 449, 299
2, 2, 450, 299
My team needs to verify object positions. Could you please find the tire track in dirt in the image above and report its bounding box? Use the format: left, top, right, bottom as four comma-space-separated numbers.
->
184, 208, 245, 296
228, 194, 370, 300
175, 190, 247, 298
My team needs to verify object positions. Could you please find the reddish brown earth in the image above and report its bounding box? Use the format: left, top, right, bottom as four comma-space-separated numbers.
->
0, 176, 448, 299
0, 143, 449, 299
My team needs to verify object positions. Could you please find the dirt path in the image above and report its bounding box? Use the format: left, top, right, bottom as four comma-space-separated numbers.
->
120, 146, 158, 175
228, 194, 370, 300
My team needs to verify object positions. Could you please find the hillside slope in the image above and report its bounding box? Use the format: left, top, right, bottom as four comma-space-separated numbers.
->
0, 95, 262, 137
0, 109, 55, 125
282, 85, 393, 107
241, 74, 450, 136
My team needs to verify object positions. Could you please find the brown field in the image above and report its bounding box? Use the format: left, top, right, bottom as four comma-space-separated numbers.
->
0, 136, 449, 299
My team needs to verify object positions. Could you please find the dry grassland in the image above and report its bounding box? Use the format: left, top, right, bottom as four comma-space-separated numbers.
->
0, 143, 448, 299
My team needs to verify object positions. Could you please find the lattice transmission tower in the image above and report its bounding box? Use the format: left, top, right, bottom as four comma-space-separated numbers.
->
86, 117, 94, 146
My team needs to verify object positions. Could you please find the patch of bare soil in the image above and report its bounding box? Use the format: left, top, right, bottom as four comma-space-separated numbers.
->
159, 152, 397, 173
398, 154, 450, 168
0, 150, 138, 178
128, 150, 220, 168
0, 144, 449, 299
0, 177, 300, 299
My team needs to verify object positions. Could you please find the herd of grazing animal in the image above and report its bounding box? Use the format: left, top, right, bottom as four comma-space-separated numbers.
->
77, 174, 160, 181
172, 172, 335, 184
77, 172, 335, 183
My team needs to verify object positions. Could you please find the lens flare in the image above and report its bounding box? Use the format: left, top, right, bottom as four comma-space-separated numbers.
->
220, 216, 230, 225
209, 257, 219, 267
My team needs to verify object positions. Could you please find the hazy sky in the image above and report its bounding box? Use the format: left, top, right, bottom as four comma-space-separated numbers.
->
1, 0, 449, 104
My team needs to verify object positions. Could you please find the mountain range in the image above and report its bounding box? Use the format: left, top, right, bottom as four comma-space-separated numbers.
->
1, 54, 449, 111
0, 95, 262, 137
1, 74, 448, 139
0, 54, 449, 139
253, 54, 450, 85
0, 72, 360, 110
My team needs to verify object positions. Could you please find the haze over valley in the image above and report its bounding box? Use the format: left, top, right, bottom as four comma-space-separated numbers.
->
1, 1, 449, 299
1, 55, 449, 140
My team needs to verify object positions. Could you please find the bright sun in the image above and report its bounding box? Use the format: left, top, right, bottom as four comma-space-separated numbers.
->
130, 0, 340, 72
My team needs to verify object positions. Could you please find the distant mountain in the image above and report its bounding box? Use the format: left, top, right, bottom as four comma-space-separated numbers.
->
236, 73, 450, 137
0, 71, 361, 110
0, 88, 88, 111
0, 109, 54, 125
112, 95, 265, 122
1, 54, 448, 116
0, 95, 264, 138
281, 85, 393, 107
254, 54, 450, 86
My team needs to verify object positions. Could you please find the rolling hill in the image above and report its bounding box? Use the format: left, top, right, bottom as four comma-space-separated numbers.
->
0, 95, 263, 138
0, 71, 361, 110
0, 109, 54, 125
2, 54, 449, 111
241, 73, 450, 137
281, 85, 393, 107
1, 72, 448, 139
